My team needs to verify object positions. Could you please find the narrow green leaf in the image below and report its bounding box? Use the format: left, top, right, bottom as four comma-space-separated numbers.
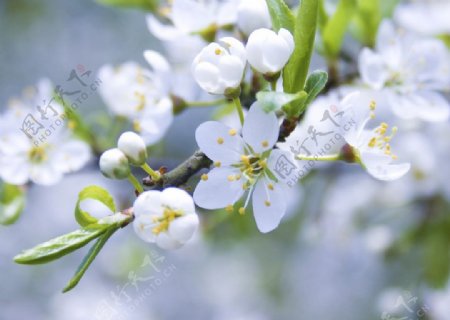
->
0, 183, 26, 225
283, 0, 319, 95
265, 0, 295, 33
63, 226, 118, 293
14, 225, 108, 265
75, 185, 116, 227
322, 0, 356, 58
303, 70, 328, 108
351, 0, 381, 47
256, 91, 306, 113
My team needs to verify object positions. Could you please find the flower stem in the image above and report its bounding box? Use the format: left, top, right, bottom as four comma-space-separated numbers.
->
233, 98, 245, 125
270, 81, 277, 91
295, 154, 341, 162
128, 173, 144, 194
141, 163, 161, 182
186, 98, 227, 108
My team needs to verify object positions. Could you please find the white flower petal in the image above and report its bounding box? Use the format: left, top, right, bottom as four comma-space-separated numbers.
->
359, 48, 388, 90
133, 214, 158, 243
168, 214, 199, 243
172, 0, 213, 33
218, 55, 245, 88
133, 190, 162, 217
53, 140, 91, 173
156, 232, 182, 250
193, 167, 245, 209
29, 163, 63, 186
195, 121, 245, 164
252, 178, 286, 233
361, 151, 410, 181
242, 102, 278, 153
0, 155, 30, 185
161, 187, 195, 214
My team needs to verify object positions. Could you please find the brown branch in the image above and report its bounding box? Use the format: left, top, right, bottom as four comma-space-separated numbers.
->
143, 150, 212, 188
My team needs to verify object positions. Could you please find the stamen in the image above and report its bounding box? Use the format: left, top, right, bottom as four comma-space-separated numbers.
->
217, 137, 224, 144
261, 140, 269, 148
214, 161, 221, 167
229, 129, 237, 136
201, 174, 209, 181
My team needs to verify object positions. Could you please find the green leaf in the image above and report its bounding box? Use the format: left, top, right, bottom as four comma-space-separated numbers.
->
14, 225, 109, 265
75, 185, 116, 227
265, 0, 295, 33
96, 0, 159, 11
0, 183, 26, 226
303, 70, 328, 108
63, 227, 118, 293
256, 91, 306, 113
283, 0, 319, 95
351, 0, 381, 47
322, 0, 356, 58
424, 234, 450, 289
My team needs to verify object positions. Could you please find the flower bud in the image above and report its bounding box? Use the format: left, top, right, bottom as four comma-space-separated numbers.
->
246, 28, 294, 75
99, 148, 130, 179
237, 0, 271, 35
192, 37, 246, 95
117, 131, 148, 166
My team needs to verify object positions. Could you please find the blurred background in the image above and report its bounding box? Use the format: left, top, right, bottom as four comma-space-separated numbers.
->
1, 0, 449, 319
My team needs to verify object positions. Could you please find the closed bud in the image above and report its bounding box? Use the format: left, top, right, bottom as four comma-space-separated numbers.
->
237, 0, 271, 36
117, 131, 148, 166
246, 28, 294, 75
99, 148, 130, 179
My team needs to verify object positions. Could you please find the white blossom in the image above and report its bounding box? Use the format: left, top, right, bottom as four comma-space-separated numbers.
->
246, 28, 294, 75
192, 37, 246, 95
98, 51, 173, 145
133, 188, 199, 250
395, 0, 450, 36
341, 92, 411, 181
193, 102, 298, 233
0, 79, 91, 186
358, 20, 450, 122
237, 0, 271, 36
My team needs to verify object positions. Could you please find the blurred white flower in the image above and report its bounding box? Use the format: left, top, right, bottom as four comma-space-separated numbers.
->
133, 188, 199, 250
117, 131, 147, 166
359, 20, 450, 122
98, 51, 173, 145
192, 37, 246, 95
395, 0, 450, 36
246, 28, 294, 75
99, 148, 130, 180
0, 79, 91, 186
194, 102, 298, 233
341, 92, 411, 181
147, 0, 238, 41
237, 0, 271, 36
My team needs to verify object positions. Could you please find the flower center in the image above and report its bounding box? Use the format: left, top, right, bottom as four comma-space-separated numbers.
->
151, 207, 184, 235
236, 153, 268, 187
28, 146, 47, 163
367, 122, 398, 159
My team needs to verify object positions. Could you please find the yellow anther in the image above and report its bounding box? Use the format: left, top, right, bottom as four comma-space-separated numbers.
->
242, 183, 249, 190
368, 137, 377, 148
227, 175, 236, 182
235, 174, 241, 180
241, 155, 250, 165
261, 140, 269, 148
214, 161, 221, 167
268, 183, 274, 190
370, 112, 376, 119
201, 174, 209, 181
215, 48, 222, 55
229, 128, 237, 136
68, 120, 76, 129
264, 200, 271, 207
225, 205, 234, 213
133, 120, 142, 132
370, 100, 377, 110
217, 137, 224, 144
238, 207, 245, 215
